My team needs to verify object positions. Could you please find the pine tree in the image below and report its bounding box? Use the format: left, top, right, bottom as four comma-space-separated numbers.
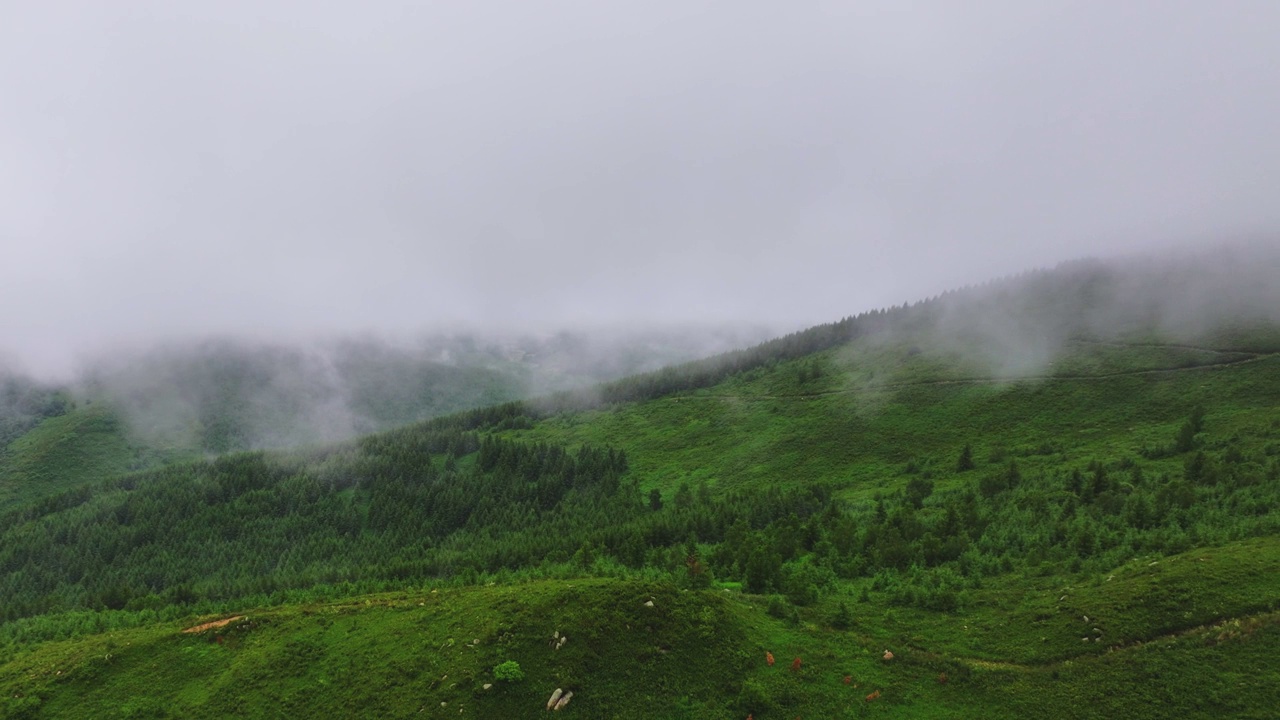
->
832, 600, 853, 630
648, 489, 663, 511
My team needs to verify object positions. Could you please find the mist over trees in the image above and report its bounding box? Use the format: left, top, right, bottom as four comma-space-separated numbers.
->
2, 326, 768, 456
422, 244, 1280, 426
0, 372, 69, 449
3, 244, 1276, 462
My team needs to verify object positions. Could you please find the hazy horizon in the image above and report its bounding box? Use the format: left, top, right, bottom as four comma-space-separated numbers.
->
4, 2, 1279, 375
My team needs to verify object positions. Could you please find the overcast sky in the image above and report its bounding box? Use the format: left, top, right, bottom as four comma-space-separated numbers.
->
3, 1, 1278, 375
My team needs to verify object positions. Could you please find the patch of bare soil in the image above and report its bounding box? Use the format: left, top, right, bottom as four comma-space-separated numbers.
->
182, 615, 245, 634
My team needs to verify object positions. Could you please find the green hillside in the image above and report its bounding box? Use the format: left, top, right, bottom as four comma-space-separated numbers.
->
4, 541, 1279, 719
0, 406, 162, 511
0, 328, 763, 512
3, 254, 1280, 718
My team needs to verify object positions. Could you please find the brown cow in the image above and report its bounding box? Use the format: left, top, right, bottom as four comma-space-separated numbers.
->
865, 690, 881, 702
790, 657, 802, 672
766, 651, 775, 666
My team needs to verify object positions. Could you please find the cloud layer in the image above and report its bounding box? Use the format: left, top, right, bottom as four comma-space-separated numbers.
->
3, 1, 1278, 375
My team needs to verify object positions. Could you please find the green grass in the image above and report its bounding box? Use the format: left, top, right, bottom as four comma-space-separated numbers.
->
5, 538, 1280, 719
505, 338, 1280, 500
840, 535, 1280, 667
2, 579, 757, 719
0, 407, 141, 510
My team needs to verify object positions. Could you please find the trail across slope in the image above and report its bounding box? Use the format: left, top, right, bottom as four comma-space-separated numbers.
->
680, 345, 1280, 402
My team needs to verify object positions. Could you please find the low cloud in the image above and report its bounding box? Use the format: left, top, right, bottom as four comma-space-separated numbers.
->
3, 2, 1278, 374
71, 325, 775, 452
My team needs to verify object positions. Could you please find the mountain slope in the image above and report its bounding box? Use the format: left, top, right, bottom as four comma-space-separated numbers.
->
4, 540, 1280, 719
3, 248, 1280, 717
0, 327, 771, 511
0, 406, 152, 510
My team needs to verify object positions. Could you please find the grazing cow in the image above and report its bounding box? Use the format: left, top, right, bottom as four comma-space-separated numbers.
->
790, 657, 802, 672
938, 672, 949, 684
866, 690, 881, 702
766, 651, 775, 666
843, 675, 852, 685
546, 688, 563, 711
554, 691, 573, 711
882, 649, 894, 661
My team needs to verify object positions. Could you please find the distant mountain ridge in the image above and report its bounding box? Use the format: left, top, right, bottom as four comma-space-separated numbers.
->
436, 244, 1280, 428
0, 326, 772, 508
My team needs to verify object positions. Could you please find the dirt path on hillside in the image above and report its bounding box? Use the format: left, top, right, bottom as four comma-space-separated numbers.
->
1068, 339, 1265, 356
947, 608, 1280, 673
675, 351, 1280, 402
182, 616, 245, 633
